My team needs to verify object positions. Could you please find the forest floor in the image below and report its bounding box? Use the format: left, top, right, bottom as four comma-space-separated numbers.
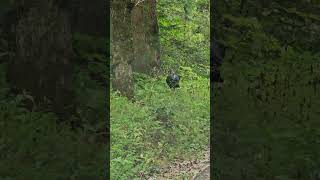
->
149, 150, 210, 180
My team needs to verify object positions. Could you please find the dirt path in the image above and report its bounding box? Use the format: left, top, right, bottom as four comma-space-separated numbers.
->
148, 150, 210, 180
192, 165, 210, 180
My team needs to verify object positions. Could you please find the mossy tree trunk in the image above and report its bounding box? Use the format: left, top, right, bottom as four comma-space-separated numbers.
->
68, 0, 107, 37
6, 0, 75, 119
111, 0, 161, 97
131, 0, 161, 75
111, 0, 134, 99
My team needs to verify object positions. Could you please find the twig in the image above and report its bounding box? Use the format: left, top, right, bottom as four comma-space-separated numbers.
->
134, 0, 146, 7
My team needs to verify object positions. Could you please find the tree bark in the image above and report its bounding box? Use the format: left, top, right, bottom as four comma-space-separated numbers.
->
111, 0, 134, 99
131, 0, 161, 75
6, 0, 75, 119
67, 0, 107, 37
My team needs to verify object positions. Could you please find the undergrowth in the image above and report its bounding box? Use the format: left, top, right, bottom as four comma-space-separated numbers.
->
111, 67, 209, 179
0, 97, 107, 180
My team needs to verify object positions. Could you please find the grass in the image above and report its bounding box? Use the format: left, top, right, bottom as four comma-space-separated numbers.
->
111, 69, 210, 179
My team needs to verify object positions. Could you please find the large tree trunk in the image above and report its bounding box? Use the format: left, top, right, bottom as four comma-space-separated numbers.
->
131, 0, 161, 75
6, 0, 75, 119
111, 0, 134, 99
68, 0, 107, 37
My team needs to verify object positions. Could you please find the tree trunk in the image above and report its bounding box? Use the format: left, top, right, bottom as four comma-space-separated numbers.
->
6, 0, 75, 119
111, 0, 134, 99
68, 0, 107, 37
131, 0, 161, 75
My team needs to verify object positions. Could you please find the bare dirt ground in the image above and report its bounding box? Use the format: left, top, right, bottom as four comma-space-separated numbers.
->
148, 150, 210, 180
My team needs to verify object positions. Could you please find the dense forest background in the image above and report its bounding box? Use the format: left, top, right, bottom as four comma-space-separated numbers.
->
1, 0, 319, 179
0, 0, 210, 179
213, 0, 320, 179
111, 0, 210, 179
0, 0, 108, 179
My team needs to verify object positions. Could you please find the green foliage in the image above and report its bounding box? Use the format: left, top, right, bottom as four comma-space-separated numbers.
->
0, 97, 107, 180
111, 1, 210, 178
111, 68, 209, 179
0, 63, 9, 99
157, 0, 210, 75
71, 33, 108, 133
214, 1, 320, 179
